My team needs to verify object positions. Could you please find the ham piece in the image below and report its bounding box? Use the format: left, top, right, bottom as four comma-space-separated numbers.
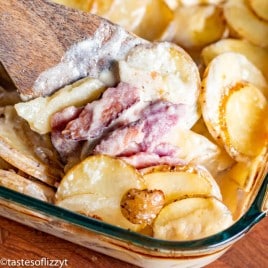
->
51, 82, 140, 162
94, 101, 185, 168
51, 106, 83, 162
51, 83, 185, 169
62, 82, 140, 141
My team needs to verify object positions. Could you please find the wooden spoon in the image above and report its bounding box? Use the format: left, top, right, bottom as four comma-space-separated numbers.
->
0, 0, 145, 99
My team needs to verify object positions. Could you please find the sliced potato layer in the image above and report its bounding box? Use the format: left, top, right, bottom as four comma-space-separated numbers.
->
153, 197, 233, 241
56, 155, 145, 200
223, 83, 267, 158
119, 42, 201, 129
134, 0, 173, 41
162, 127, 234, 177
56, 193, 142, 230
162, 5, 225, 49
224, 0, 268, 48
15, 78, 105, 134
0, 106, 62, 186
94, 0, 150, 34
201, 39, 268, 80
248, 0, 268, 21
120, 42, 200, 106
143, 164, 222, 203
223, 146, 268, 192
55, 155, 146, 230
0, 169, 55, 202
91, 0, 173, 41
201, 52, 268, 161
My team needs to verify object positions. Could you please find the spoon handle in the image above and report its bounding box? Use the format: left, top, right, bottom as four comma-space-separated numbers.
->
0, 0, 105, 95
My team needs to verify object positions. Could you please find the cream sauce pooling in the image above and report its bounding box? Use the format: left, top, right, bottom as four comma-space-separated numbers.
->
31, 21, 147, 99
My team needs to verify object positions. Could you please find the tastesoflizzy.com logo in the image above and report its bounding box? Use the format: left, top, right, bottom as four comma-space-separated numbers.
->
0, 257, 68, 268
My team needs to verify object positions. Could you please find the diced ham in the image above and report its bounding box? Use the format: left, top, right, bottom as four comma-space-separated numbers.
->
94, 101, 185, 160
50, 106, 83, 162
51, 106, 82, 131
51, 86, 187, 169
62, 82, 140, 141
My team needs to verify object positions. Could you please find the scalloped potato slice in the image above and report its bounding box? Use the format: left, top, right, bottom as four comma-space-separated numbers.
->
223, 83, 267, 159
223, 143, 268, 192
142, 165, 222, 204
0, 106, 62, 186
93, 0, 150, 33
0, 169, 55, 202
201, 39, 268, 79
15, 78, 105, 134
163, 127, 234, 177
153, 197, 233, 241
161, 5, 225, 49
56, 193, 142, 231
56, 155, 145, 231
134, 0, 173, 41
224, 0, 268, 48
248, 0, 268, 21
56, 155, 145, 201
218, 146, 268, 218
201, 52, 268, 161
119, 42, 201, 129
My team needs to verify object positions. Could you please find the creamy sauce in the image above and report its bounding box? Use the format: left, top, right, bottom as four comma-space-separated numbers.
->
32, 21, 147, 98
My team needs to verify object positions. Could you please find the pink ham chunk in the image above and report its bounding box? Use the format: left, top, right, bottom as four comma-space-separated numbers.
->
51, 106, 83, 162
62, 82, 140, 141
94, 100, 185, 168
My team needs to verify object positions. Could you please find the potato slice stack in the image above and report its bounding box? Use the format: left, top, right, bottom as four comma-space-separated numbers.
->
0, 90, 58, 202
198, 0, 268, 194
248, 0, 268, 22
224, 0, 268, 48
51, 1, 268, 70
201, 39, 268, 80
0, 169, 55, 203
0, 106, 63, 186
1, 0, 267, 242
15, 78, 105, 134
143, 165, 233, 240
53, 0, 173, 41
153, 196, 232, 241
55, 155, 233, 240
161, 4, 226, 50
201, 52, 268, 191
56, 155, 147, 231
119, 42, 201, 129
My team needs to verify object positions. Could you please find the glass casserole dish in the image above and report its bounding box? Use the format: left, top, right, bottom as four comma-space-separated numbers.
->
1, 0, 268, 267
0, 169, 267, 268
